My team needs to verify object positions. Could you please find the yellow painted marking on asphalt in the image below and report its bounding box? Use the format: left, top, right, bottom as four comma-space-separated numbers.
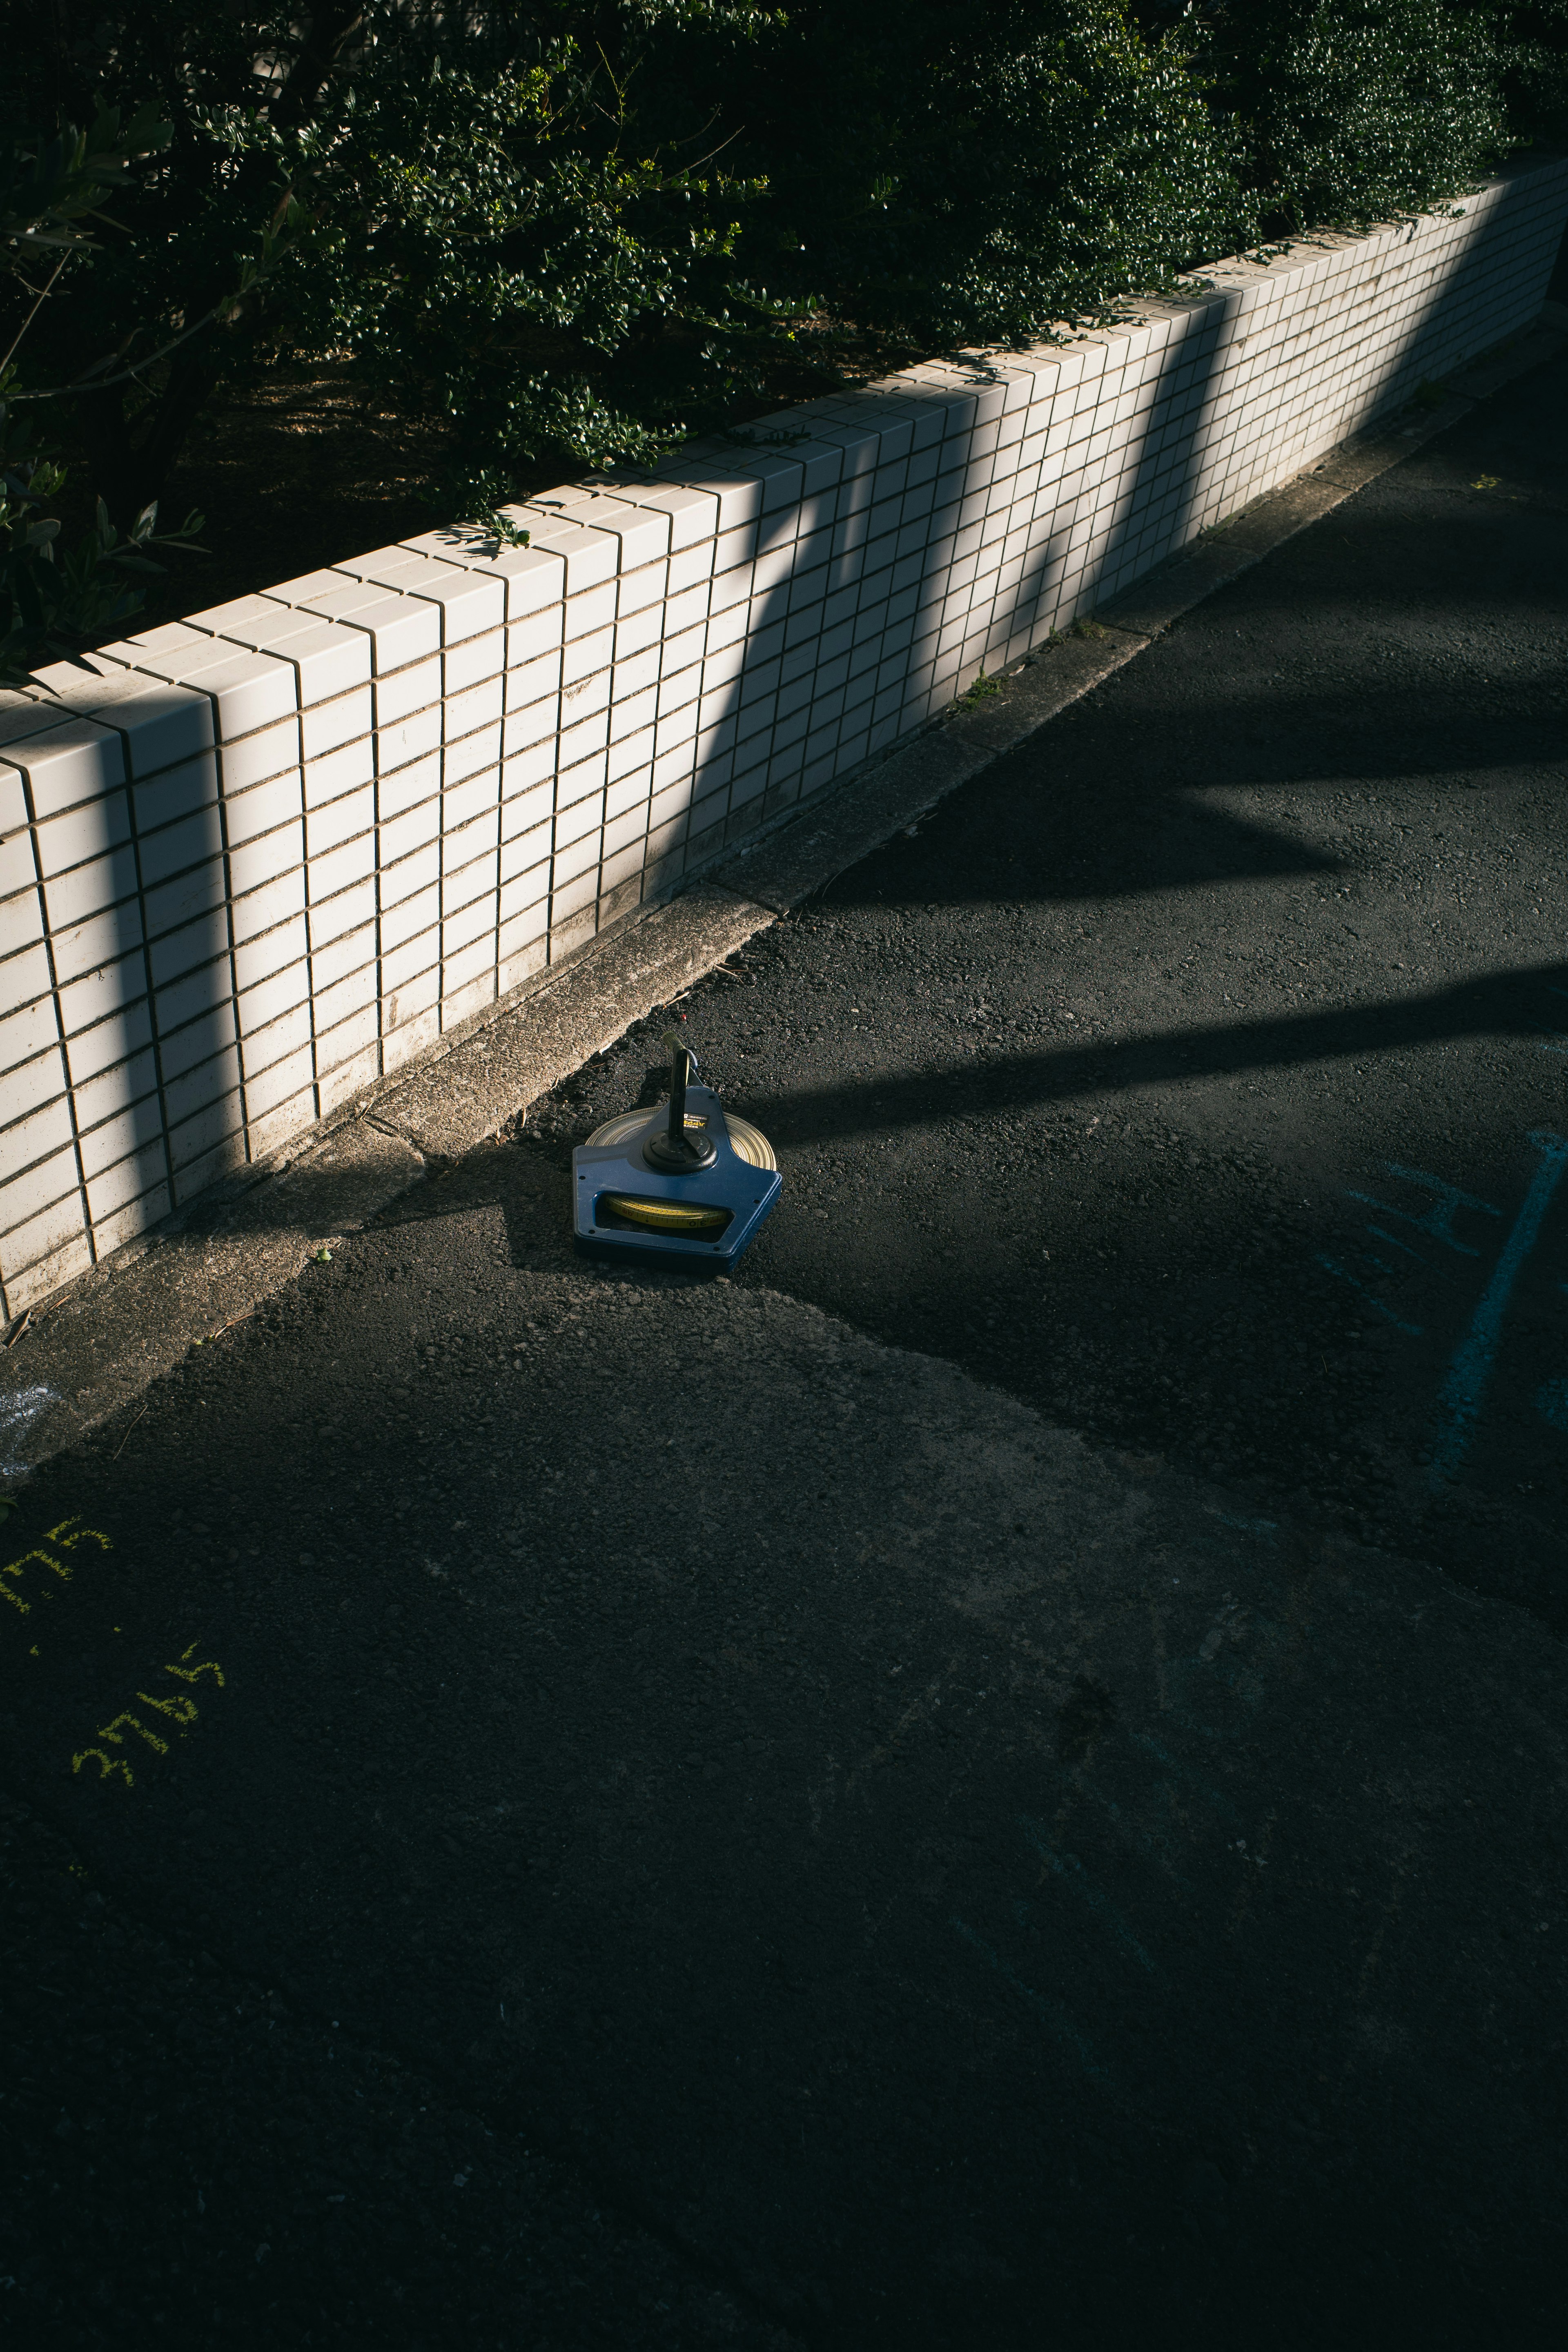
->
98, 1710, 169, 1754
137, 1690, 199, 1724
46, 1517, 112, 1551
3, 1518, 112, 1621
6, 1506, 224, 1790
162, 1645, 225, 1686
1, 1550, 65, 1612
70, 1643, 227, 1792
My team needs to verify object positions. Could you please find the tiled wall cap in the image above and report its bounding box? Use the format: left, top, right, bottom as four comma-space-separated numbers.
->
187, 603, 372, 705
711, 446, 808, 508
0, 695, 93, 752
646, 463, 766, 532
19, 661, 215, 773
847, 378, 972, 410
879, 372, 991, 428
0, 714, 127, 812
706, 447, 814, 512
767, 414, 886, 474
584, 480, 719, 551
564, 466, 658, 494
417, 533, 568, 624
974, 364, 1047, 412
269, 567, 362, 607
536, 492, 673, 569
494, 515, 619, 597
262, 579, 443, 669
778, 440, 850, 498
105, 619, 213, 663
991, 351, 1065, 388
185, 592, 298, 641
330, 549, 506, 641
535, 482, 659, 528
116, 639, 299, 741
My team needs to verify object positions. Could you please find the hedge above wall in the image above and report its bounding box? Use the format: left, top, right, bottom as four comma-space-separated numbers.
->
2, 1, 1565, 535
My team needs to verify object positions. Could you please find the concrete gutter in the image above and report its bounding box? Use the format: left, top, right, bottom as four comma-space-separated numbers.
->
1, 301, 1562, 1482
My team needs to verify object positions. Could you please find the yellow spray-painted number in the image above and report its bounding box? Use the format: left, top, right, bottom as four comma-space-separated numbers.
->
136, 1691, 198, 1724
47, 1517, 112, 1553
97, 1709, 169, 1754
161, 1648, 225, 1687
2, 1517, 112, 1617
71, 1644, 225, 1792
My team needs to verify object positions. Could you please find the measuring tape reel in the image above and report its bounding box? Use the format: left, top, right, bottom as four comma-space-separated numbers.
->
571, 1030, 782, 1268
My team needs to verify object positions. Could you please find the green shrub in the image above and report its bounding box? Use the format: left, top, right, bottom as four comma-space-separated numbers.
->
0, 105, 209, 682
1203, 2, 1508, 232
0, 1, 1562, 547
731, 2, 1256, 348
0, 4, 789, 520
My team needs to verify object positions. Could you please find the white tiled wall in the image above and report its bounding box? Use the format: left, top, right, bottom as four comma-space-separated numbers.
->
3, 158, 1565, 1316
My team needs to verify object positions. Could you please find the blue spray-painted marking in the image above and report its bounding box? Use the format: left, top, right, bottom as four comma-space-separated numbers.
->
1537, 1377, 1568, 1433
1315, 1255, 1424, 1334
1018, 1818, 1156, 1973
1429, 1129, 1568, 1487
1347, 1166, 1501, 1256
950, 1916, 1109, 2082
1366, 1225, 1441, 1271
1205, 1506, 1278, 1539
1530, 1029, 1568, 1058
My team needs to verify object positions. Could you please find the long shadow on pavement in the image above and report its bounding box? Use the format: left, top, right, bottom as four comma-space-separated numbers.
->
3, 1150, 1566, 2348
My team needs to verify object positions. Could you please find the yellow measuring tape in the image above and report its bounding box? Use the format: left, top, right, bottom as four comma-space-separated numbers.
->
599, 1196, 731, 1235
586, 1109, 777, 1170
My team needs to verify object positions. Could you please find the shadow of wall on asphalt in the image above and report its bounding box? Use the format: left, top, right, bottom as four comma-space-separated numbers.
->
181, 933, 1567, 1651
6, 1189, 1566, 2350
745, 962, 1568, 1147
134, 949, 1568, 1258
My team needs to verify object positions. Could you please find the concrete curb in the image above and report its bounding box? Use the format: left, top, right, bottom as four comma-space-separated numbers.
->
1, 302, 1562, 1476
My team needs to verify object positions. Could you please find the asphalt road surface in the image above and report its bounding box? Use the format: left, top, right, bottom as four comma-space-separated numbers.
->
4, 350, 1566, 2351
